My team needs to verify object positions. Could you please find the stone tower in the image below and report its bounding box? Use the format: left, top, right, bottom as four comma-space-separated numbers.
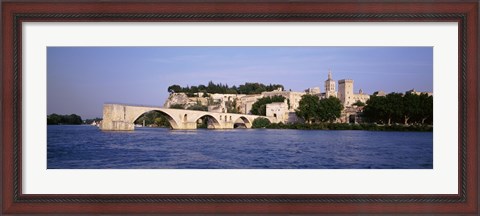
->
324, 69, 336, 98
338, 79, 354, 107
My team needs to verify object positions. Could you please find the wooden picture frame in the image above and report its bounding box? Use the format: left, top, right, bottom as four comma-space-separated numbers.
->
2, 0, 478, 214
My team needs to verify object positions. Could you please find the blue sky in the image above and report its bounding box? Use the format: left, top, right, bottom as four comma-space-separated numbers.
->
47, 47, 433, 119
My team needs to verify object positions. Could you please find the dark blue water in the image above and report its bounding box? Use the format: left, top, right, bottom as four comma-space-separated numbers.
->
47, 125, 433, 169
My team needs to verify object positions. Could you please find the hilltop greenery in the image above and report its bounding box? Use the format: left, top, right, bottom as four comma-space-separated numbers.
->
167, 81, 284, 96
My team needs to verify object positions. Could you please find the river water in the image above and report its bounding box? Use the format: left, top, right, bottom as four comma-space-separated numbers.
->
47, 125, 433, 169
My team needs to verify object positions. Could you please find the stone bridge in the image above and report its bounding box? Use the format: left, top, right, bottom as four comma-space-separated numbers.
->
100, 103, 278, 130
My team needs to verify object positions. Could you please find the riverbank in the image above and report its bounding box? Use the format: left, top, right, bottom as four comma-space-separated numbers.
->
257, 122, 433, 132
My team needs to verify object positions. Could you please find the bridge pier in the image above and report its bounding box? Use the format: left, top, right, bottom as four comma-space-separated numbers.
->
101, 120, 135, 131
181, 122, 197, 130
100, 104, 134, 131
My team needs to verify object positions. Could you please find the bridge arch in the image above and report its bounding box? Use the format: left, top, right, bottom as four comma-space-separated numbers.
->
132, 109, 180, 129
234, 116, 252, 128
195, 114, 221, 129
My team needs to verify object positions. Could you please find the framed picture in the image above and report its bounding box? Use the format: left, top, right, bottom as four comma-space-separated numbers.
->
2, 0, 478, 214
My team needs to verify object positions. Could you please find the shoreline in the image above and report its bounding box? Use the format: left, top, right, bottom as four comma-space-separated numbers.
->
49, 123, 433, 132
258, 122, 433, 132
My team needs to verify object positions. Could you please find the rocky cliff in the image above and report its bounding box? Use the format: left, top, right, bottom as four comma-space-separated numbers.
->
163, 93, 209, 108
163, 93, 189, 108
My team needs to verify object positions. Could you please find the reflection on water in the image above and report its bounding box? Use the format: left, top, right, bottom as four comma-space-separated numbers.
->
47, 125, 433, 169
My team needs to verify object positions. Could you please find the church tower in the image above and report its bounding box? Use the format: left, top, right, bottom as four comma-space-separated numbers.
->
325, 69, 337, 98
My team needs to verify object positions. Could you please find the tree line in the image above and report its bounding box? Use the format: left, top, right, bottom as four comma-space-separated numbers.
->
47, 113, 83, 125
363, 93, 433, 125
252, 120, 432, 132
167, 81, 284, 96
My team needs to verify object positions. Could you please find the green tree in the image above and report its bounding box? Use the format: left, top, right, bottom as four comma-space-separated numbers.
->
385, 93, 404, 125
363, 95, 388, 124
317, 96, 343, 123
252, 117, 271, 128
167, 85, 182, 93
250, 96, 286, 116
295, 95, 343, 123
402, 93, 421, 125
154, 116, 171, 127
418, 94, 433, 124
226, 100, 240, 113
295, 94, 320, 124
47, 113, 62, 125
65, 114, 83, 124
352, 100, 366, 106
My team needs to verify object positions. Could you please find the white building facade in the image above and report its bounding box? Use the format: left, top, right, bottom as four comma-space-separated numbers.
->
266, 102, 289, 122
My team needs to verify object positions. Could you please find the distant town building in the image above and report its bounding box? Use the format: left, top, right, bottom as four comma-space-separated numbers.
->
210, 93, 243, 101
261, 89, 305, 112
238, 94, 263, 114
306, 87, 321, 94
266, 102, 289, 122
373, 90, 387, 96
406, 89, 433, 96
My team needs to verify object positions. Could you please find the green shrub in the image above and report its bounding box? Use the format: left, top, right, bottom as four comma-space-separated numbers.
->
252, 117, 271, 128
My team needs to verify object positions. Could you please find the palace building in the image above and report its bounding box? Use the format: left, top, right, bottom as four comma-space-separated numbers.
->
310, 70, 370, 107
165, 70, 371, 124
